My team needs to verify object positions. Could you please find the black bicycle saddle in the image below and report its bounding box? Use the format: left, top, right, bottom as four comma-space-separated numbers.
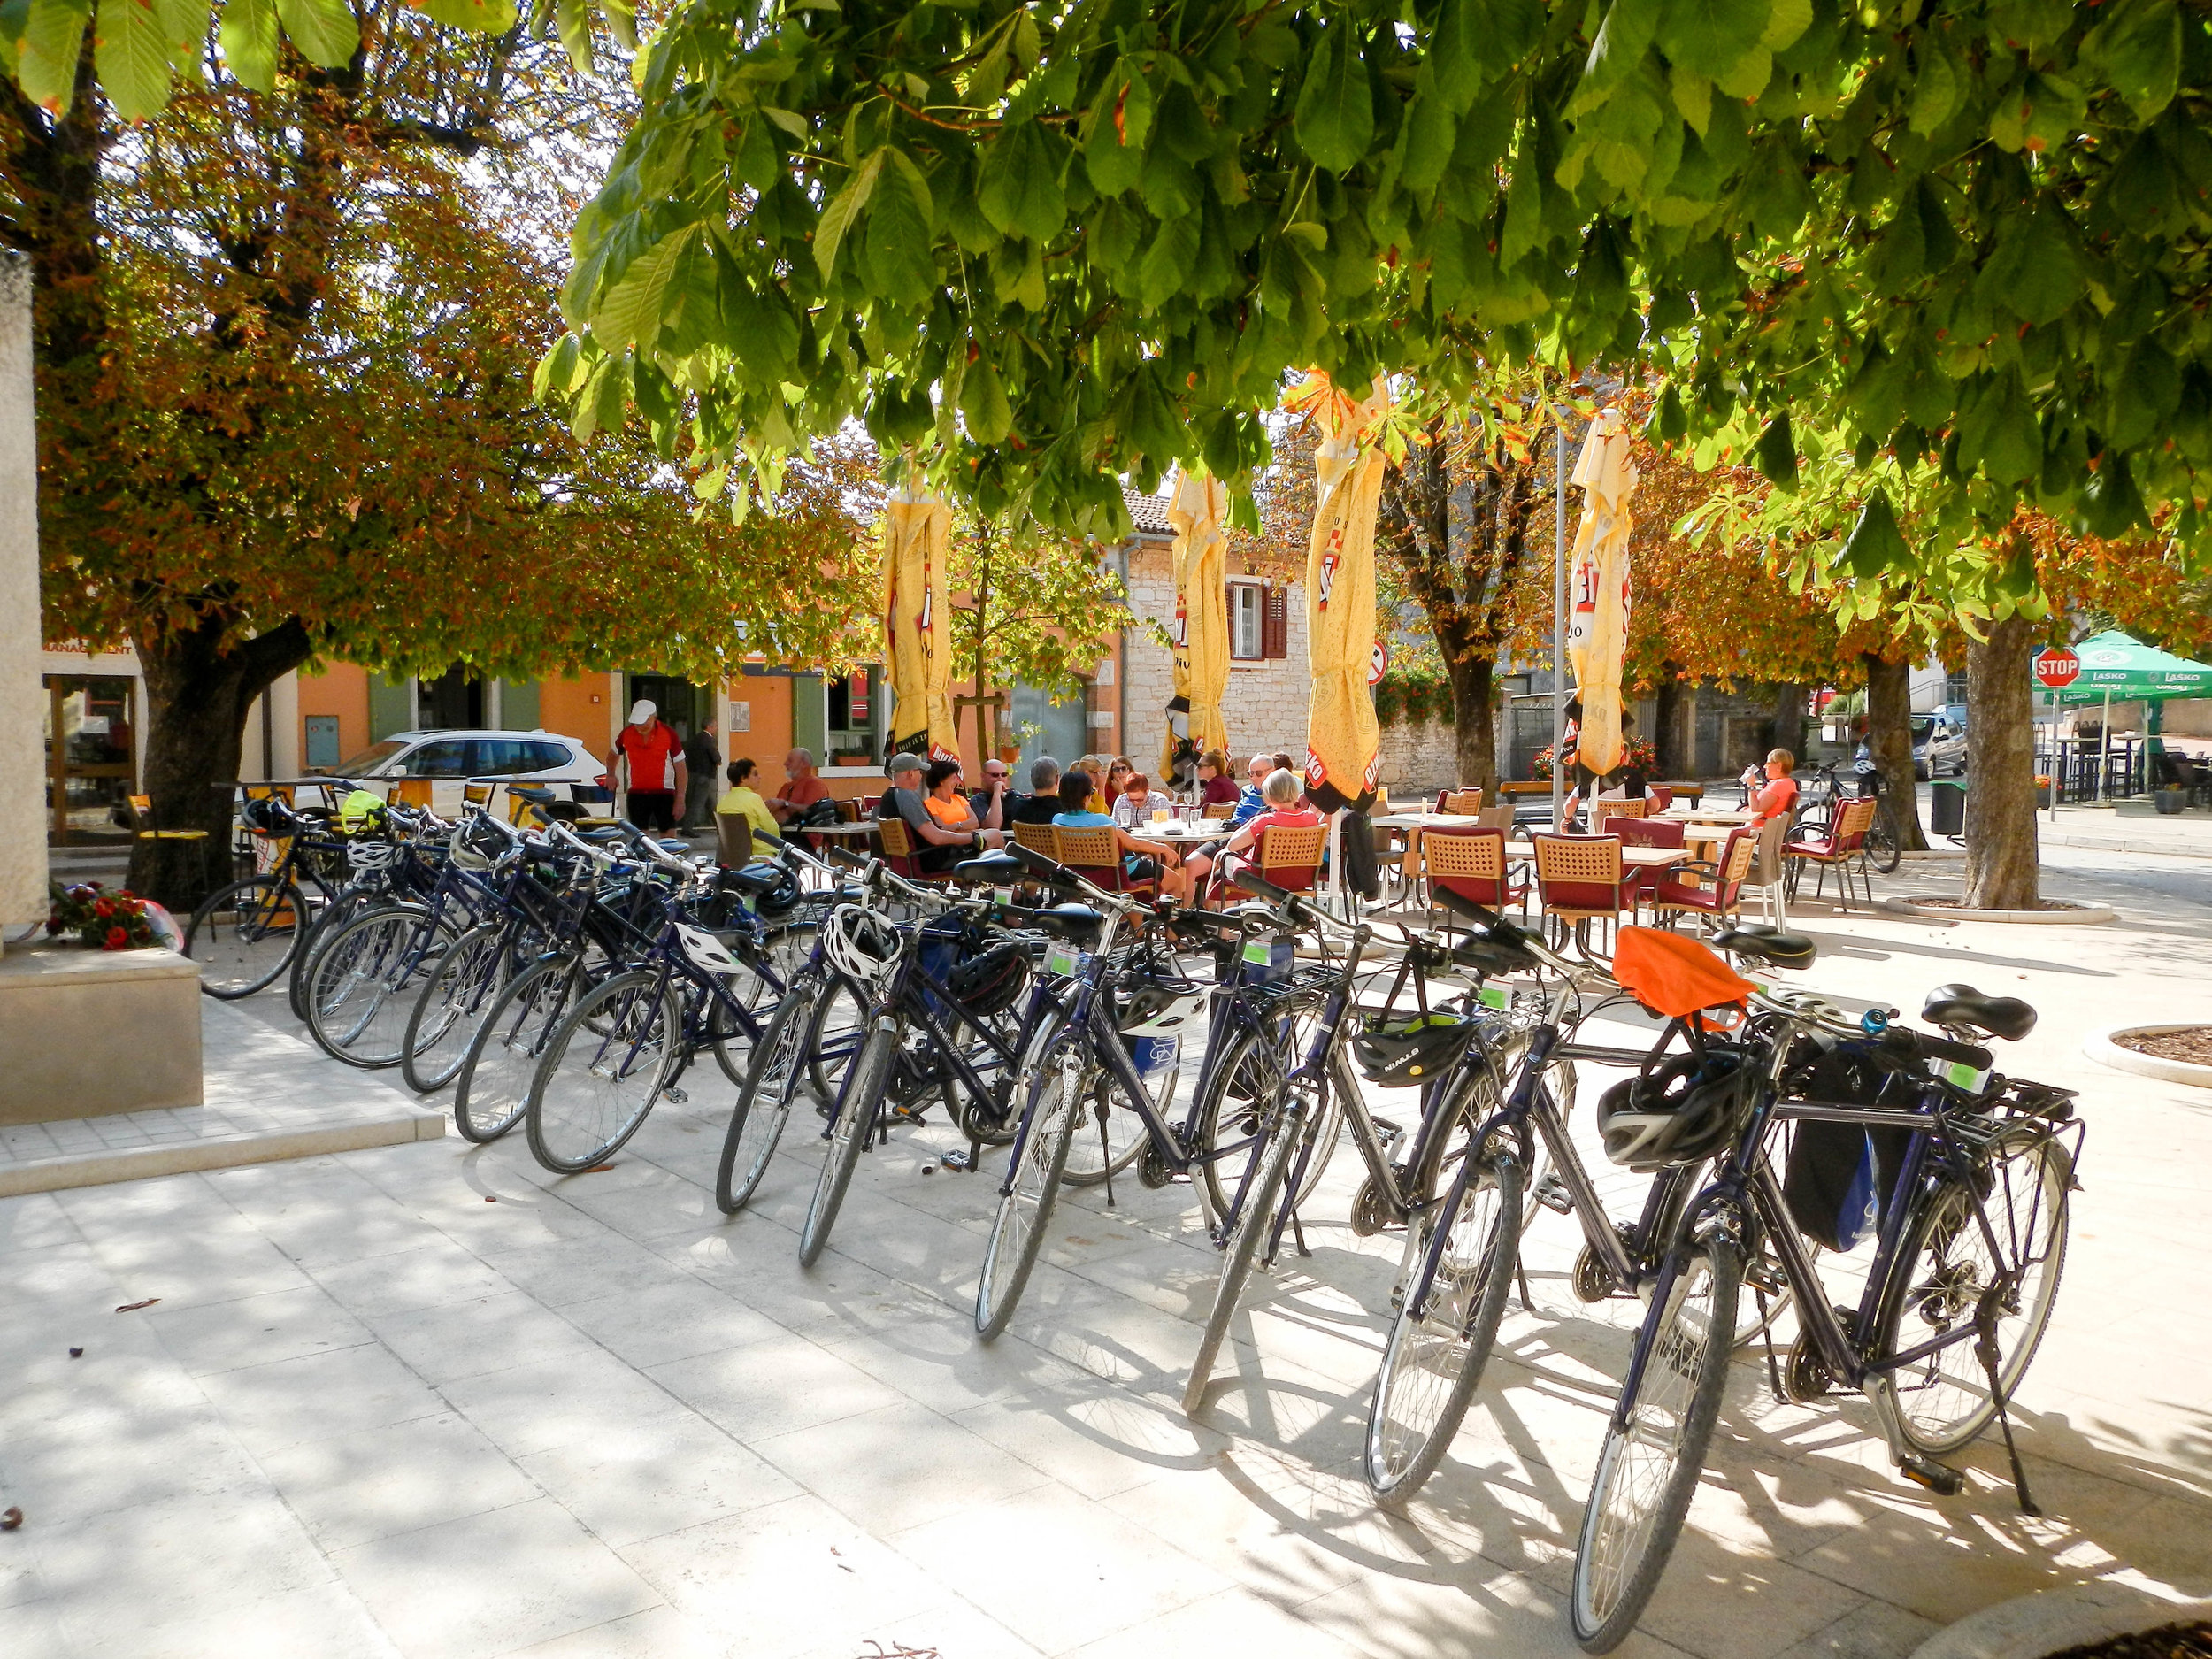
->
1710, 927, 1817, 970
1920, 983, 2037, 1042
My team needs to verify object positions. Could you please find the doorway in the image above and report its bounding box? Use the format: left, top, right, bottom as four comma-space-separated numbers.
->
626, 674, 710, 741
44, 675, 137, 845
418, 666, 485, 730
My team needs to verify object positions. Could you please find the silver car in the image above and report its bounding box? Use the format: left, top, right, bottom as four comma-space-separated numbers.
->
1911, 712, 1967, 779
323, 728, 606, 812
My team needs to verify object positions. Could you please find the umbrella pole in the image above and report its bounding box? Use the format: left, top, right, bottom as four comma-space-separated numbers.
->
1552, 407, 1568, 829
2098, 689, 2111, 803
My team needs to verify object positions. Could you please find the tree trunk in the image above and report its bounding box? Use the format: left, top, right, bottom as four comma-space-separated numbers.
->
129, 616, 314, 911
1963, 611, 2040, 910
1770, 683, 1804, 758
1653, 670, 1688, 779
1863, 653, 1928, 851
1448, 654, 1497, 795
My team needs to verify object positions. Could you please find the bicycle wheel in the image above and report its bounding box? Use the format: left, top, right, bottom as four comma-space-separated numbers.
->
1183, 1094, 1307, 1416
1064, 1033, 1155, 1187
1366, 1152, 1524, 1502
807, 975, 868, 1102
1878, 1127, 2070, 1455
1570, 1237, 1742, 1654
306, 905, 444, 1069
288, 893, 365, 1022
1865, 806, 1903, 874
715, 983, 816, 1214
1190, 1014, 1335, 1217
452, 955, 586, 1143
401, 921, 511, 1093
799, 1023, 893, 1268
184, 878, 307, 998
975, 1041, 1088, 1339
526, 971, 680, 1173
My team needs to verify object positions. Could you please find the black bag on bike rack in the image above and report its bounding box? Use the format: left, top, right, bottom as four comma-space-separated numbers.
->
1783, 1044, 1912, 1253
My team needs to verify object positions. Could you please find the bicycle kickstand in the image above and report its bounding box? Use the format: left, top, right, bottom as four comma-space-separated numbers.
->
1977, 1293, 2041, 1517
1095, 1099, 1118, 1210
1288, 1202, 1312, 1259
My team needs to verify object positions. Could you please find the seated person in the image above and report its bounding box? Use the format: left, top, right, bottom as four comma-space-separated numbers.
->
875, 753, 1002, 872
924, 758, 984, 834
715, 758, 780, 861
1110, 771, 1175, 828
1010, 757, 1065, 825
1072, 755, 1113, 814
1186, 768, 1318, 902
1051, 771, 1190, 901
769, 746, 832, 824
1194, 749, 1240, 808
966, 757, 1025, 831
1227, 753, 1275, 827
1104, 757, 1134, 806
1745, 748, 1801, 826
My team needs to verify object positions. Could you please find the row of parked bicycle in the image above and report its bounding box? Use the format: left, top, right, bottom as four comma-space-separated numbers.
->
180, 785, 2083, 1653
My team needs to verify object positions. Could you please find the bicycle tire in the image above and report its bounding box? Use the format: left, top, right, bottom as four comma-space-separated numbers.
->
1877, 1127, 2070, 1455
807, 975, 868, 1103
1365, 1152, 1524, 1502
451, 954, 584, 1143
1570, 1237, 1742, 1653
974, 1041, 1087, 1339
305, 904, 443, 1069
715, 983, 816, 1214
401, 921, 511, 1093
526, 971, 680, 1173
1865, 807, 1903, 875
288, 892, 365, 1022
1183, 1094, 1306, 1416
184, 877, 307, 999
799, 1022, 892, 1268
1188, 1016, 1339, 1217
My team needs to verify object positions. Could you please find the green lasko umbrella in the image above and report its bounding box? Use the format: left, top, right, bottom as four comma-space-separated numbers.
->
2059, 630, 2212, 703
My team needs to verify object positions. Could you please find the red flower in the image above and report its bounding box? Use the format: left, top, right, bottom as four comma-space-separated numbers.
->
104, 926, 128, 949
95, 898, 114, 918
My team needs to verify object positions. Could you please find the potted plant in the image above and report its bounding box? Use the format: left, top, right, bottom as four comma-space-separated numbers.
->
2156, 782, 2188, 815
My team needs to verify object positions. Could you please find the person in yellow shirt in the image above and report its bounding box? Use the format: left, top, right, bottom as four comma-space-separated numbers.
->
715, 758, 780, 863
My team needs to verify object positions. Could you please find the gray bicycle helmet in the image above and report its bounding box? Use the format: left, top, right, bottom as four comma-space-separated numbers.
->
1595, 1050, 1752, 1172
1355, 1012, 1475, 1088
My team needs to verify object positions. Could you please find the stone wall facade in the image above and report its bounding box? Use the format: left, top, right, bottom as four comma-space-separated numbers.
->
1377, 716, 1474, 801
2, 256, 47, 929
1121, 544, 1314, 768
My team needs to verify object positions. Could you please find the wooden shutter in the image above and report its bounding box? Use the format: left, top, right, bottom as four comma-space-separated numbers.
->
1262, 584, 1289, 659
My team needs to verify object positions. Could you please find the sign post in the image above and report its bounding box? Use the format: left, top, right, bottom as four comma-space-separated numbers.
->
2032, 649, 2079, 816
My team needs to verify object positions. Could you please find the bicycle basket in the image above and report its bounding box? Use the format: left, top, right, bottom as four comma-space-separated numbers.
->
946, 938, 1031, 1017
1355, 1012, 1475, 1087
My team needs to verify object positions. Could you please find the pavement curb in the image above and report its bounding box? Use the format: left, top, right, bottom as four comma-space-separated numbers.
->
1881, 896, 2119, 925
2083, 1024, 2212, 1090
0, 1106, 445, 1198
1911, 1586, 2211, 1659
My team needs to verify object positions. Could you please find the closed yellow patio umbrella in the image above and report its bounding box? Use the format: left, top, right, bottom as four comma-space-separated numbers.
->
1564, 409, 1638, 778
1164, 471, 1232, 778
883, 486, 961, 763
1287, 372, 1391, 812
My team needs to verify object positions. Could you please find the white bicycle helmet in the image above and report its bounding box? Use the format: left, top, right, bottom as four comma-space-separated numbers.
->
1117, 970, 1209, 1039
823, 905, 902, 983
345, 840, 397, 872
675, 923, 746, 977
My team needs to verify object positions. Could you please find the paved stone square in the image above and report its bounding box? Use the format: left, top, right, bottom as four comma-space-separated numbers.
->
3, 843, 2208, 1659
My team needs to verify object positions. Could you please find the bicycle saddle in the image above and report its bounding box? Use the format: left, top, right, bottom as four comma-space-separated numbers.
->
1030, 902, 1103, 943
1709, 927, 1817, 970
954, 852, 1025, 882
1920, 983, 2036, 1041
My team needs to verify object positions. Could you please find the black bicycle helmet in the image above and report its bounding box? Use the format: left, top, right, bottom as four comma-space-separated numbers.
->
1595, 1049, 1752, 1172
947, 939, 1032, 1017
1355, 1012, 1476, 1088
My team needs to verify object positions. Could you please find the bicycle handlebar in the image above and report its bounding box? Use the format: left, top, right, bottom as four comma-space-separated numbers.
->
1879, 1025, 1994, 1074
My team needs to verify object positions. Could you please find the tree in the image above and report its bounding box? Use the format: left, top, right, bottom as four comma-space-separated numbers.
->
10, 18, 877, 906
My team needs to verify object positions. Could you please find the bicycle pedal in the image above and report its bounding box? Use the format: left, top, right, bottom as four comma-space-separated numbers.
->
889, 1104, 929, 1126
1532, 1172, 1572, 1215
662, 1086, 687, 1105
941, 1148, 977, 1172
1897, 1454, 1965, 1497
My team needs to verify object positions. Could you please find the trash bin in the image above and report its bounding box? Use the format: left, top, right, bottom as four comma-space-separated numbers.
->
1930, 779, 1966, 836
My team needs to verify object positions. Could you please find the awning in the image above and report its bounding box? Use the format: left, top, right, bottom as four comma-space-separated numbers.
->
2059, 630, 2212, 703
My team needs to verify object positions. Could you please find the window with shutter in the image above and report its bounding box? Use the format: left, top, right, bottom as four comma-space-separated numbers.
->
1228, 582, 1263, 659
1262, 585, 1289, 659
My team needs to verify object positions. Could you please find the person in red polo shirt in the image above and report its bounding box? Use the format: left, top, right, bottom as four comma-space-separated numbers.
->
605, 699, 687, 831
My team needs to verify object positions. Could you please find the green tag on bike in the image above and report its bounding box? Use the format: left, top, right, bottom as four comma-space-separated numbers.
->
1046, 945, 1079, 978
1477, 984, 1508, 1010
1241, 940, 1271, 966
1944, 1059, 1991, 1093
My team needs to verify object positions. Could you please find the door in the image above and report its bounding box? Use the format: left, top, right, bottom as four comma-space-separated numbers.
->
44, 675, 137, 846
418, 666, 484, 729
626, 675, 708, 742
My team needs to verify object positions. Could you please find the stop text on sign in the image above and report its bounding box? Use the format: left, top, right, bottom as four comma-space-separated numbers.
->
2033, 648, 2081, 689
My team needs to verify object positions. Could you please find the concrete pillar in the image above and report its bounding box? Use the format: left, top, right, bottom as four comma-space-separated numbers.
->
1, 256, 48, 934
266, 671, 301, 779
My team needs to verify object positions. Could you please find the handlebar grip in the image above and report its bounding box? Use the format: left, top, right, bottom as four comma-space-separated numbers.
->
1881, 1026, 1993, 1073
1007, 842, 1081, 890
826, 845, 868, 870
1227, 867, 1307, 926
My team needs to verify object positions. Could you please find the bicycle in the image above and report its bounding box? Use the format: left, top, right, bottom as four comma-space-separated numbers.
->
1793, 760, 1903, 876
182, 792, 363, 998
1567, 979, 2079, 1651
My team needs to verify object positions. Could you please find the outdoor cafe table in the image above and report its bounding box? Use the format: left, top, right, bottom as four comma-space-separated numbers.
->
1663, 808, 1757, 826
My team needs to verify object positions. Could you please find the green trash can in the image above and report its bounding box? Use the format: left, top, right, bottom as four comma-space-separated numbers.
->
1930, 778, 1966, 836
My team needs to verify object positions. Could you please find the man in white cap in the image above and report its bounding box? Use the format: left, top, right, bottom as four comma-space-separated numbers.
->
605, 699, 687, 832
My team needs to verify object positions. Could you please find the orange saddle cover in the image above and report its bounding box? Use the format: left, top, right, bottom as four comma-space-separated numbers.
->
1612, 927, 1757, 1019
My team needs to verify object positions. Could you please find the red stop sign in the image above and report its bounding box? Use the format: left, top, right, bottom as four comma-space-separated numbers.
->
2033, 648, 2081, 689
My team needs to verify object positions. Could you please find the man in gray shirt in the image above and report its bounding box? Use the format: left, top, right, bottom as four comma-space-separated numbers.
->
874, 752, 1000, 872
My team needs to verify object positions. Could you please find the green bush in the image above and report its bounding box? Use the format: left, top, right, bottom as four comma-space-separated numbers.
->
1374, 668, 1455, 730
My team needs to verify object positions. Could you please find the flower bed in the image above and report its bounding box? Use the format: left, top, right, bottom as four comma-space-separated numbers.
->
45, 882, 162, 950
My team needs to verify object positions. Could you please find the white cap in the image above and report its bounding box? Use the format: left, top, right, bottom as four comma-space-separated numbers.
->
626, 699, 656, 725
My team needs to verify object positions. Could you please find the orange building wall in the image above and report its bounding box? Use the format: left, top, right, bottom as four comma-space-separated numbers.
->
297, 664, 370, 763
539, 673, 615, 760
725, 675, 794, 788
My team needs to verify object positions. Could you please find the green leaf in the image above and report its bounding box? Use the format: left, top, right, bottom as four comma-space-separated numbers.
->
1908, 41, 1959, 135
1754, 411, 1797, 491
96, 0, 174, 119
979, 119, 1066, 244
590, 223, 695, 350
1656, 0, 1768, 83
1084, 101, 1145, 196
551, 0, 591, 69
1581, 0, 1658, 99
1293, 20, 1374, 174
18, 0, 90, 111
1430, 0, 1482, 113
1671, 65, 1711, 135
272, 0, 353, 67
150, 0, 206, 78
216, 0, 271, 89
533, 334, 581, 402
1979, 207, 2084, 326
960, 355, 1013, 444
2085, 0, 2181, 122
1836, 488, 1909, 580
814, 150, 882, 280
1401, 73, 1458, 195
862, 158, 936, 306
1140, 211, 1202, 309
1759, 0, 1809, 52
411, 0, 518, 30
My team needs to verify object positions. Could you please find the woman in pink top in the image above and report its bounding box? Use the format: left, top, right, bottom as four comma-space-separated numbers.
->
1746, 749, 1801, 825
1183, 770, 1317, 903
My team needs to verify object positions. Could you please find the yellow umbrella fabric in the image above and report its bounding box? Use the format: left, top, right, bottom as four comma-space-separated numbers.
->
1564, 409, 1639, 778
1290, 372, 1391, 812
882, 488, 961, 764
1164, 471, 1232, 777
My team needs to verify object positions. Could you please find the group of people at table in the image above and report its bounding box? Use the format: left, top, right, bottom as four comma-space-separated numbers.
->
706, 740, 1809, 919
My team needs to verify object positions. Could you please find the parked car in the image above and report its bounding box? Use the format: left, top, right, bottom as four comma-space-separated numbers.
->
321, 729, 607, 813
1911, 712, 1967, 779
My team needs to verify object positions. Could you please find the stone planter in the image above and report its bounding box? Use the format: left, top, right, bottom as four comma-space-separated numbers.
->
2085, 1024, 2212, 1089
0, 941, 204, 1123
2155, 786, 2188, 815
